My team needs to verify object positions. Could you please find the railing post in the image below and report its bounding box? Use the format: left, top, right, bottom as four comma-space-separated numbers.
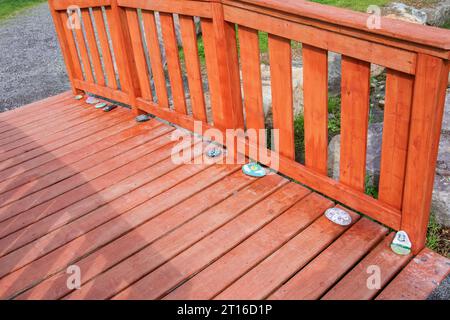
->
401, 53, 449, 253
48, 0, 82, 95
209, 0, 244, 130
108, 0, 142, 114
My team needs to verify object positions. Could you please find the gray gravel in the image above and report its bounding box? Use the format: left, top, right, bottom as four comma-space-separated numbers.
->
0, 1, 449, 300
0, 2, 70, 113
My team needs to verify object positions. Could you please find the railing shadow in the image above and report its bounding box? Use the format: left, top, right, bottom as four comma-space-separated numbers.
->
0, 111, 186, 300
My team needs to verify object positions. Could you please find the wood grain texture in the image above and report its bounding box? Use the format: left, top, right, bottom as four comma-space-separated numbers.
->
303, 44, 328, 174
221, 0, 450, 54
165, 193, 333, 300
215, 207, 360, 300
269, 218, 387, 300
223, 5, 417, 74
378, 70, 414, 209
401, 54, 449, 253
238, 26, 265, 132
106, 1, 141, 113
339, 56, 371, 191
115, 183, 310, 299
160, 12, 187, 114
322, 233, 411, 300
92, 8, 118, 89
125, 8, 153, 101
376, 248, 450, 300
49, 6, 81, 93
141, 10, 169, 108
81, 9, 105, 86
268, 34, 294, 159
179, 15, 207, 121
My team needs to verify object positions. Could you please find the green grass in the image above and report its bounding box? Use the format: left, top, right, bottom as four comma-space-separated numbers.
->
294, 114, 305, 163
310, 0, 390, 12
0, 0, 45, 20
328, 96, 341, 140
364, 176, 379, 199
442, 20, 450, 29
427, 214, 450, 258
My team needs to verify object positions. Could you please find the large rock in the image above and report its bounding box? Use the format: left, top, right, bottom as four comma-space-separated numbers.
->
383, 2, 428, 25
433, 135, 450, 226
328, 52, 341, 96
422, 0, 450, 27
433, 92, 450, 226
328, 123, 384, 183
260, 64, 304, 117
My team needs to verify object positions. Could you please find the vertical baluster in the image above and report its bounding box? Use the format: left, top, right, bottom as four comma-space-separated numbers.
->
378, 70, 414, 209
179, 15, 207, 122
239, 26, 265, 132
81, 8, 105, 86
50, 5, 82, 93
339, 56, 371, 191
125, 8, 153, 101
201, 18, 221, 125
303, 44, 328, 174
160, 12, 187, 114
141, 10, 169, 108
92, 7, 118, 89
268, 34, 295, 159
73, 10, 94, 83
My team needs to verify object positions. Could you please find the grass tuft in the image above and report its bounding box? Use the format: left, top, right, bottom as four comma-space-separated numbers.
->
0, 0, 46, 21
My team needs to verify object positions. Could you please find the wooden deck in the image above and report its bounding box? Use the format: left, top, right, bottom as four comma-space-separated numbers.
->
0, 93, 448, 300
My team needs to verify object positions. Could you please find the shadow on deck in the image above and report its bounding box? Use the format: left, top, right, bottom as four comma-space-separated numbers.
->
0, 93, 448, 300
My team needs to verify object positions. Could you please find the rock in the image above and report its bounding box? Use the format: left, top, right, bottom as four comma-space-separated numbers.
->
260, 64, 304, 117
432, 174, 450, 226
432, 91, 450, 226
328, 52, 341, 96
328, 123, 383, 183
384, 2, 428, 25
443, 90, 450, 133
433, 132, 450, 227
371, 64, 386, 78
422, 0, 450, 27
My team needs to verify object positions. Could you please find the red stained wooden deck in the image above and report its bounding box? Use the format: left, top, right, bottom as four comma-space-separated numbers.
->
0, 93, 448, 300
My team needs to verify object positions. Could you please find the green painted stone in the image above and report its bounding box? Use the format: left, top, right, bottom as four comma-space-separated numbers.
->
391, 231, 412, 255
242, 162, 266, 178
95, 102, 107, 109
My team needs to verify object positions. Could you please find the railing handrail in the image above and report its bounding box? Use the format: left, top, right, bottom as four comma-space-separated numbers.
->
226, 0, 450, 52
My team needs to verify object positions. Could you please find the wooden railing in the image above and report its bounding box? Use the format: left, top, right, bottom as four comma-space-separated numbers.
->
49, 0, 450, 253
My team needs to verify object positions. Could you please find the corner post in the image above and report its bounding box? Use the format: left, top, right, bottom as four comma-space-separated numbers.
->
401, 53, 449, 253
48, 0, 82, 95
209, 0, 244, 130
109, 0, 142, 114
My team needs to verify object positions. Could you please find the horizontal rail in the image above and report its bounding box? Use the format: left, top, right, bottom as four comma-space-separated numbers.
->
225, 0, 450, 55
118, 0, 213, 18
51, 0, 111, 10
224, 5, 417, 74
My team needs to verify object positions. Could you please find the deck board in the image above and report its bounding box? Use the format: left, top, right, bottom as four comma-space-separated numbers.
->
0, 92, 448, 300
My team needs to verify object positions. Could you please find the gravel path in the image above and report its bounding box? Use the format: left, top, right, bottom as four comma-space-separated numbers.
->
0, 2, 70, 113
0, 1, 449, 300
